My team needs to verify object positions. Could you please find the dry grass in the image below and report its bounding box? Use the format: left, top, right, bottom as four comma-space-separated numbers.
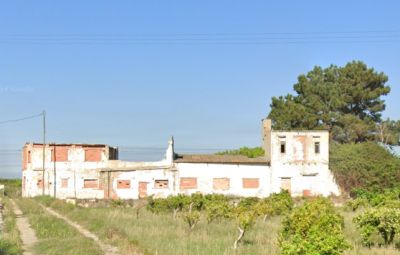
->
38, 198, 400, 255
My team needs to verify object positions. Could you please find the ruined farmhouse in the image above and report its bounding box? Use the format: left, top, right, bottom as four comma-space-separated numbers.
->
22, 119, 340, 199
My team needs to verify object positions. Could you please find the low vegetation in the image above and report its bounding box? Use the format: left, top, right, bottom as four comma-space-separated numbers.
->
0, 198, 22, 255
330, 142, 400, 193
280, 198, 350, 255
16, 198, 103, 255
216, 146, 265, 158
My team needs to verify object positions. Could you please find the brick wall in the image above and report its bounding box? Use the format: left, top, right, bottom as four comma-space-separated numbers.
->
242, 178, 259, 189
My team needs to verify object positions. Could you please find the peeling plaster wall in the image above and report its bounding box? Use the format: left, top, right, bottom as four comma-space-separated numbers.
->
268, 131, 340, 196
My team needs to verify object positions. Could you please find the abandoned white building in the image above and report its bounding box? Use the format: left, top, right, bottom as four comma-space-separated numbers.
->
21, 119, 340, 199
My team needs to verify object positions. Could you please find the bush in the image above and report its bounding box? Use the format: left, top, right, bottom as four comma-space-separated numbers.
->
0, 239, 21, 255
351, 187, 400, 207
255, 191, 293, 221
354, 207, 400, 246
279, 198, 350, 255
216, 147, 265, 158
330, 142, 400, 193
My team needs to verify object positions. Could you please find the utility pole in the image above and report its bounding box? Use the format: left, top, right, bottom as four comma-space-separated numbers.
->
53, 143, 56, 198
42, 110, 46, 196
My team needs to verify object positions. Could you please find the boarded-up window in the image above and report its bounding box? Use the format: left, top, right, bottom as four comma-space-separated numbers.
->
61, 178, 68, 188
180, 178, 197, 190
22, 148, 28, 170
51, 147, 69, 162
213, 178, 230, 190
83, 179, 98, 189
242, 178, 259, 189
37, 179, 43, 188
281, 178, 291, 193
154, 180, 168, 189
84, 149, 102, 162
117, 180, 131, 189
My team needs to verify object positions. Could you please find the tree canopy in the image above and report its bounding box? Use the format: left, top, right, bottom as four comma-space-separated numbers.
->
268, 61, 391, 143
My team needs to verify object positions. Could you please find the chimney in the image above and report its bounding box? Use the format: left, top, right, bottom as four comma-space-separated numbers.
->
262, 119, 272, 162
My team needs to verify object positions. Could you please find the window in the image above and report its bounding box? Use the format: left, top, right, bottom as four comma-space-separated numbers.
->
280, 178, 291, 193
83, 179, 98, 189
280, 141, 286, 153
61, 178, 68, 188
84, 149, 102, 162
314, 142, 320, 154
180, 178, 197, 190
37, 179, 43, 188
213, 178, 230, 191
154, 180, 169, 189
117, 180, 131, 189
51, 147, 69, 162
242, 178, 259, 189
27, 150, 31, 163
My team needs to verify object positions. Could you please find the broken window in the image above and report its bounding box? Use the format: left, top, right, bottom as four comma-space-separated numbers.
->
83, 179, 98, 189
314, 142, 320, 154
154, 180, 169, 189
117, 180, 131, 189
242, 178, 259, 189
213, 178, 230, 190
280, 141, 286, 153
37, 179, 43, 188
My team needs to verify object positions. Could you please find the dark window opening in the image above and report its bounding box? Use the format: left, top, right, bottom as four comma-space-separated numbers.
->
315, 142, 320, 154
280, 142, 286, 153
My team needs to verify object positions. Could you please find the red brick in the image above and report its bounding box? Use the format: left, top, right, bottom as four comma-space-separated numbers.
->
213, 178, 230, 190
242, 178, 259, 189
117, 180, 131, 189
83, 179, 98, 189
180, 178, 197, 190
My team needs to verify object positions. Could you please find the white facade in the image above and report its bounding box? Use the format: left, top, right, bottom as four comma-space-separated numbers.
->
22, 120, 340, 199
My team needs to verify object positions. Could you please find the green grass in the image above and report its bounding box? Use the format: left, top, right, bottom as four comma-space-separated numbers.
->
0, 179, 21, 198
38, 198, 400, 255
1, 197, 23, 255
15, 198, 103, 255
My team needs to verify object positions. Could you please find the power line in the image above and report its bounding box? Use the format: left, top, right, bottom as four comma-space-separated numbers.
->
0, 30, 398, 45
0, 113, 43, 125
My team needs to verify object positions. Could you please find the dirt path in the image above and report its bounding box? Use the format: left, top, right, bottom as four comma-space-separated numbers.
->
38, 204, 122, 255
10, 199, 38, 255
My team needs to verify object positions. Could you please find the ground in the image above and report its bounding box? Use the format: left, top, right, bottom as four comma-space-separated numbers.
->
1, 179, 399, 255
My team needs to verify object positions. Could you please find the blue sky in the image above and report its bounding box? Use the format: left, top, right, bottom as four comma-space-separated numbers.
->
0, 1, 400, 177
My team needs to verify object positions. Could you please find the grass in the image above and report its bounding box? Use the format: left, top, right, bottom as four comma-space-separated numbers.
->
15, 198, 103, 255
36, 198, 400, 255
0, 197, 23, 255
0, 179, 21, 198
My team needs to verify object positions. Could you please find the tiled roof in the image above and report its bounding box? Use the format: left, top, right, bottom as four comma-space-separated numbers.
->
174, 154, 269, 165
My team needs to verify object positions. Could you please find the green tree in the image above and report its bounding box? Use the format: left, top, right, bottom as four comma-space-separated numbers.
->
279, 198, 350, 255
354, 207, 400, 246
268, 61, 391, 143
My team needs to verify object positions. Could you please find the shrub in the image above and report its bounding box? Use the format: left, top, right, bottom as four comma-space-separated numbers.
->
233, 208, 255, 249
0, 239, 20, 255
279, 198, 350, 255
204, 198, 232, 223
354, 207, 400, 246
330, 142, 400, 193
255, 191, 293, 221
216, 147, 265, 158
344, 198, 369, 211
